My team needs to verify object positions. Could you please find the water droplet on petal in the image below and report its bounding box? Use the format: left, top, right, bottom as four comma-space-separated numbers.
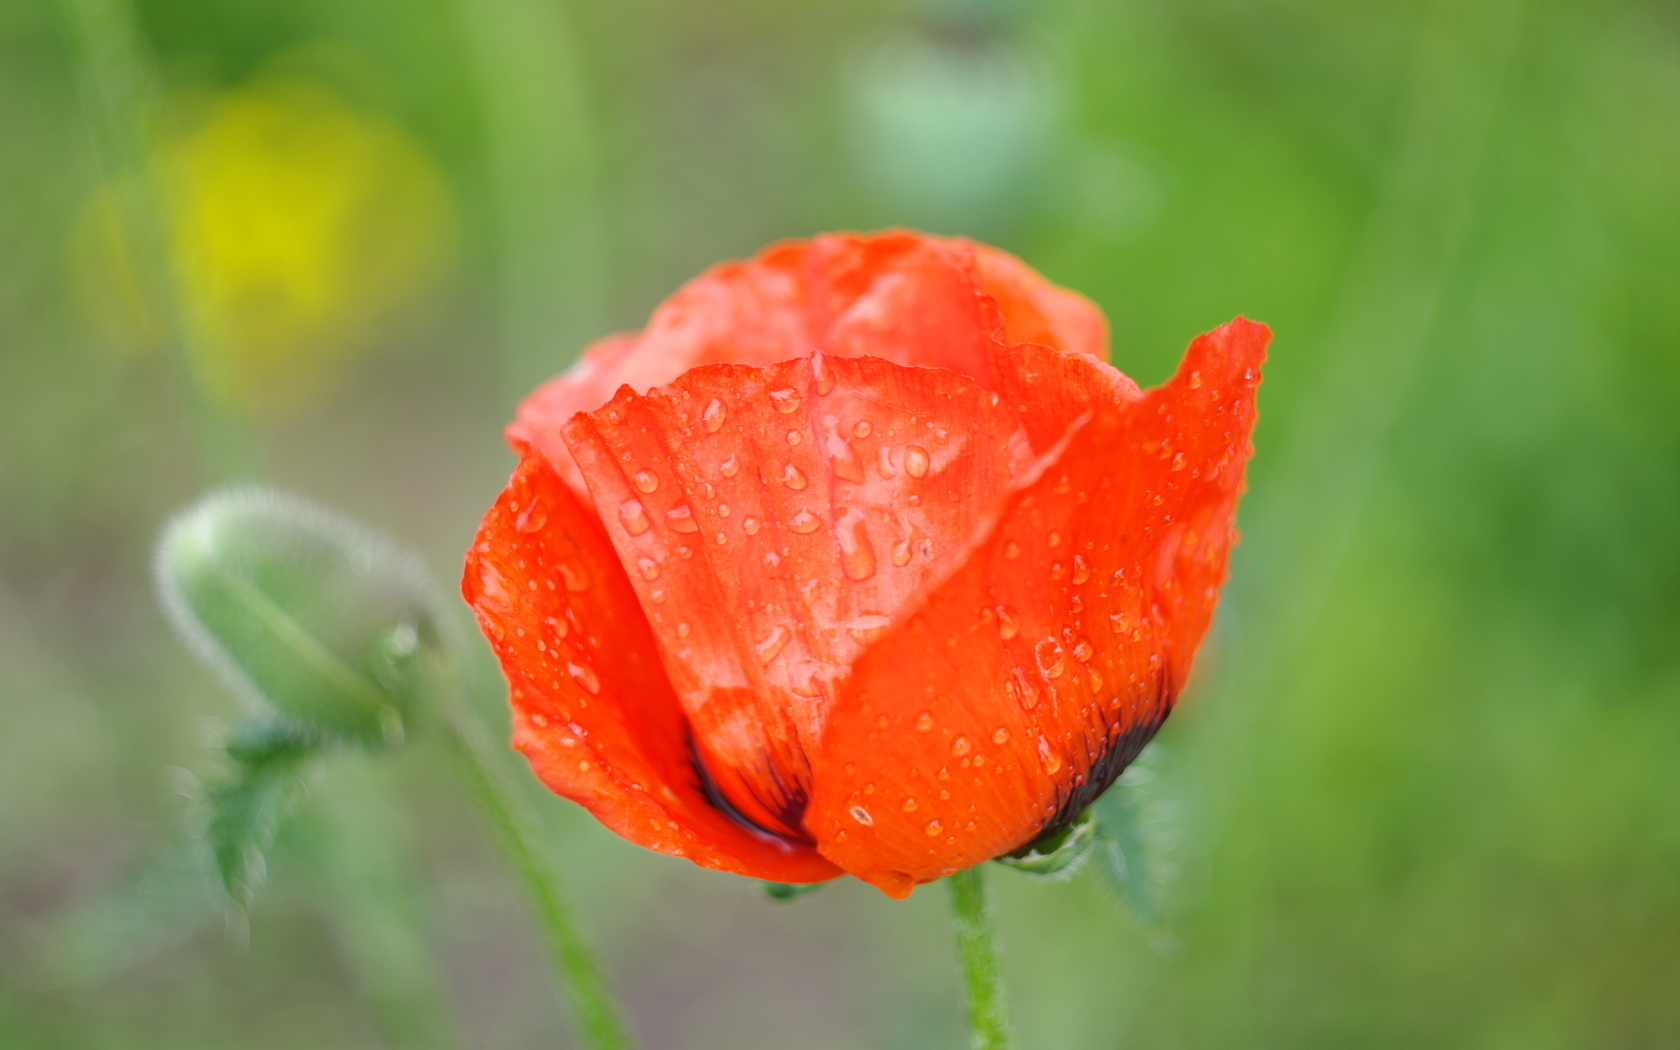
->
846, 612, 892, 643
1072, 554, 1091, 585
756, 624, 791, 664
782, 463, 808, 490
770, 388, 802, 414
830, 439, 866, 484
924, 820, 943, 836
1038, 735, 1062, 774
632, 470, 659, 493
1087, 668, 1104, 692
560, 564, 590, 592
951, 735, 972, 757
636, 557, 659, 581
996, 605, 1020, 640
786, 429, 802, 446
1048, 531, 1062, 547
849, 805, 874, 826
567, 662, 601, 695
717, 504, 730, 517
1071, 637, 1095, 662
915, 710, 935, 731
902, 797, 918, 812
852, 420, 873, 438
618, 499, 651, 536
743, 517, 762, 535
1004, 540, 1021, 560
992, 727, 1010, 744
720, 453, 740, 477
788, 509, 821, 534
835, 507, 877, 581
891, 535, 913, 567
676, 621, 691, 637
702, 398, 726, 432
1035, 638, 1067, 679
515, 498, 547, 532
904, 445, 930, 478
878, 446, 897, 479
664, 504, 699, 533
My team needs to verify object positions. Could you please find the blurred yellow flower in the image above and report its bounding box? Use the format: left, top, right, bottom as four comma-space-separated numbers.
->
74, 78, 453, 416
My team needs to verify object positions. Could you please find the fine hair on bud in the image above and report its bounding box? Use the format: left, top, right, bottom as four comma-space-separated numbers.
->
156, 486, 457, 746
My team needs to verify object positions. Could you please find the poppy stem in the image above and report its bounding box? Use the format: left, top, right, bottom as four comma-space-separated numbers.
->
442, 705, 639, 1050
947, 866, 1017, 1050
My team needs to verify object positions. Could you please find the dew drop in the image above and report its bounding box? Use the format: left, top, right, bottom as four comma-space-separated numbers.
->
715, 531, 728, 545
902, 797, 918, 812
1071, 637, 1095, 663
770, 387, 802, 413
756, 624, 791, 664
1038, 735, 1062, 774
618, 499, 651, 536
996, 605, 1020, 640
743, 517, 762, 535
1109, 611, 1130, 633
891, 536, 914, 567
853, 420, 873, 438
788, 509, 822, 534
782, 463, 808, 490
1171, 452, 1187, 472
636, 557, 659, 581
1004, 540, 1021, 560
701, 398, 727, 433
904, 445, 930, 478
665, 504, 699, 533
836, 507, 877, 581
1035, 638, 1067, 679
677, 545, 693, 560
560, 564, 590, 593
1048, 531, 1063, 547
720, 453, 741, 477
1053, 474, 1072, 494
786, 430, 802, 446
992, 727, 1010, 744
567, 661, 601, 695
877, 446, 898, 479
924, 820, 943, 836
845, 612, 892, 644
717, 504, 730, 517
951, 735, 972, 757
676, 621, 691, 638
632, 470, 659, 493
514, 498, 547, 533
1050, 561, 1067, 581
1087, 668, 1105, 693
1072, 554, 1092, 585
813, 354, 837, 395
915, 710, 935, 732
830, 439, 866, 484
849, 805, 874, 826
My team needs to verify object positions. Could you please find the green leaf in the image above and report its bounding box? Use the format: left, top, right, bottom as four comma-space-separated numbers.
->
995, 808, 1099, 877
1089, 745, 1178, 937
204, 721, 318, 907
156, 487, 456, 746
762, 881, 828, 902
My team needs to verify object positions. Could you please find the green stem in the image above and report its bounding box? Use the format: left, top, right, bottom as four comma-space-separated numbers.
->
947, 866, 1017, 1050
442, 706, 638, 1050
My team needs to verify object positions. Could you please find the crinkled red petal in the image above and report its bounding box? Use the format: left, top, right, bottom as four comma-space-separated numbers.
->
805, 318, 1269, 896
559, 353, 1033, 841
504, 231, 1104, 498
463, 454, 841, 883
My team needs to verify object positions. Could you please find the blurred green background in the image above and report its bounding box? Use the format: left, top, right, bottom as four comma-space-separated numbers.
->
1, 0, 1675, 1046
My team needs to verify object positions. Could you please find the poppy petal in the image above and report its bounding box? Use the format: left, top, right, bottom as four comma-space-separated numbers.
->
463, 453, 842, 882
806, 318, 1268, 896
505, 232, 1100, 499
559, 352, 1034, 842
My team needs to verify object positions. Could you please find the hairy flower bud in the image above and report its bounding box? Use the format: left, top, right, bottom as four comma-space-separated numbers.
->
157, 487, 453, 745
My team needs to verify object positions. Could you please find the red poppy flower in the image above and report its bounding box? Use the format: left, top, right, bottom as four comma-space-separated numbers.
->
463, 231, 1266, 898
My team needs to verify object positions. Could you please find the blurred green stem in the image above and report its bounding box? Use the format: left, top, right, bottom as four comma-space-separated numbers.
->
55, 0, 258, 481
442, 703, 638, 1050
452, 0, 609, 405
948, 867, 1016, 1050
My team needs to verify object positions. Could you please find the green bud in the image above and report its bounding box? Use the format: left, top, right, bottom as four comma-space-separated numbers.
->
995, 808, 1098, 877
157, 487, 454, 746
